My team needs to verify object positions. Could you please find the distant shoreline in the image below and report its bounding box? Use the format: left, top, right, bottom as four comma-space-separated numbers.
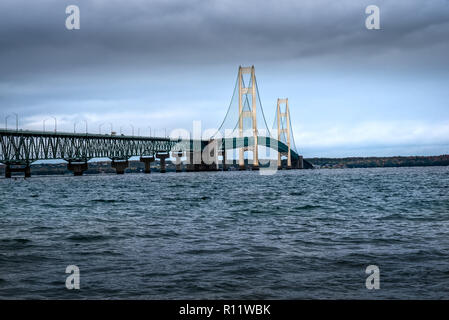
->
306, 155, 449, 169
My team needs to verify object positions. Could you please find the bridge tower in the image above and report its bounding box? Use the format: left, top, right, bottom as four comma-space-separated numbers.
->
277, 98, 292, 169
238, 65, 259, 170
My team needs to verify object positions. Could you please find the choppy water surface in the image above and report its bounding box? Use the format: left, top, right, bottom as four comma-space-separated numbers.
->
1, 167, 449, 299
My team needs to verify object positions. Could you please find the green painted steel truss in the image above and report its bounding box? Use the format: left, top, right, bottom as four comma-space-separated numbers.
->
220, 136, 300, 160
0, 129, 195, 164
0, 129, 297, 165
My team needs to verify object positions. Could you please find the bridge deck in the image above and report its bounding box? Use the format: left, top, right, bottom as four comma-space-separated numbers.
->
0, 129, 172, 141
0, 129, 300, 164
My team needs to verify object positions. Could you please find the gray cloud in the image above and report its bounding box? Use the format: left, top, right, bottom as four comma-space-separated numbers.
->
1, 0, 449, 79
0, 0, 448, 157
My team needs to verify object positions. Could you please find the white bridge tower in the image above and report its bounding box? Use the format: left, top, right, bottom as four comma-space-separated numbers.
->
277, 98, 292, 169
238, 65, 259, 170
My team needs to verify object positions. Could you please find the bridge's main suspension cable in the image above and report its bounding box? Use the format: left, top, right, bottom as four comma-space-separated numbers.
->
213, 72, 239, 136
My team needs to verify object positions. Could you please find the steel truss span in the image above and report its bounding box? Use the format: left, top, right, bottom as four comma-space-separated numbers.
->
0, 130, 299, 163
0, 129, 194, 164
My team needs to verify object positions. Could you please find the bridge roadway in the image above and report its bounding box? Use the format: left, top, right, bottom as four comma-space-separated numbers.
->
0, 129, 308, 177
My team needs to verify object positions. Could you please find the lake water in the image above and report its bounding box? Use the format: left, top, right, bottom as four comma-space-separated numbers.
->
1, 167, 448, 299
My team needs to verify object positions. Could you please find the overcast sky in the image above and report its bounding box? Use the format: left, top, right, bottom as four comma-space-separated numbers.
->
1, 0, 448, 157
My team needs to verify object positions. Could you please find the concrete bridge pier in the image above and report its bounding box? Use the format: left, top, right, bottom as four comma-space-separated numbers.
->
239, 147, 249, 171
67, 161, 88, 176
199, 161, 217, 171
290, 156, 304, 169
171, 151, 184, 172
4, 163, 31, 178
156, 153, 169, 173
219, 150, 227, 171
186, 151, 200, 172
24, 165, 31, 177
5, 165, 11, 178
278, 152, 294, 170
186, 151, 193, 172
140, 156, 155, 173
278, 152, 284, 170
239, 154, 249, 171
297, 156, 304, 169
201, 146, 218, 171
186, 150, 217, 172
111, 159, 129, 174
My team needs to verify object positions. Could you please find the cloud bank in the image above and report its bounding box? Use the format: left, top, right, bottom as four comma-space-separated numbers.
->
1, 0, 448, 156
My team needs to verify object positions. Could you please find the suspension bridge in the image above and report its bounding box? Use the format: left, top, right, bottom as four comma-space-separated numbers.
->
0, 66, 312, 178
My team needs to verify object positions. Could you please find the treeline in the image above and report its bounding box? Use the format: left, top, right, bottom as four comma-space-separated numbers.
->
306, 155, 449, 169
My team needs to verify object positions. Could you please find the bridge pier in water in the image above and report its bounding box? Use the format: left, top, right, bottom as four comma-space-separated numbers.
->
296, 156, 304, 169
171, 151, 184, 172
111, 159, 129, 174
67, 160, 88, 176
219, 150, 227, 171
238, 151, 260, 171
277, 155, 304, 170
4, 163, 31, 178
140, 156, 155, 173
156, 153, 169, 173
238, 145, 246, 171
202, 142, 219, 171
185, 150, 218, 172
200, 162, 218, 171
186, 151, 199, 172
252, 160, 260, 171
